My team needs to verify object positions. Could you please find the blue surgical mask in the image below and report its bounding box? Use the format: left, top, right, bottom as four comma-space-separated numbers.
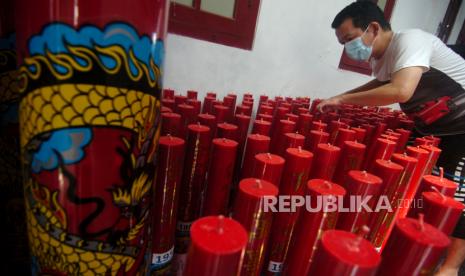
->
344, 28, 374, 61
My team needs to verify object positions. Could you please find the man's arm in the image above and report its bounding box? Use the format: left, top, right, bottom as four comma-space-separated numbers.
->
318, 66, 424, 110
343, 78, 388, 95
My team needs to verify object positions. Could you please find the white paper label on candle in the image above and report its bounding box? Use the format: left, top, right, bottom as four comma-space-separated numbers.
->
267, 261, 283, 272
151, 246, 174, 270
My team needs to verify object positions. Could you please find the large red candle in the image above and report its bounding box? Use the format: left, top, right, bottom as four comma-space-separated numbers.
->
203, 138, 238, 216
184, 216, 248, 276
420, 144, 442, 175
216, 122, 239, 141
283, 180, 346, 276
364, 138, 397, 172
305, 130, 330, 153
410, 191, 465, 235
296, 113, 314, 135
309, 143, 341, 181
270, 119, 296, 154
252, 119, 272, 136
264, 148, 314, 274
177, 124, 211, 254
307, 229, 381, 276
223, 95, 236, 122
336, 170, 383, 235
252, 153, 285, 187
378, 216, 450, 276
415, 169, 458, 199
161, 112, 181, 137
233, 178, 279, 276
334, 128, 357, 148
333, 141, 366, 185
178, 104, 196, 139
398, 146, 431, 218
152, 136, 185, 273
241, 134, 271, 179
213, 104, 230, 123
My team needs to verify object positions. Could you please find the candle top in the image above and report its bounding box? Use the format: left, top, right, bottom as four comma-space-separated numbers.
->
310, 130, 330, 136
406, 145, 430, 155
190, 216, 248, 254
338, 128, 356, 134
188, 124, 210, 133
285, 132, 305, 139
161, 112, 181, 119
240, 178, 279, 197
198, 113, 216, 120
377, 138, 397, 146
248, 134, 271, 141
255, 153, 285, 165
392, 153, 418, 164
348, 170, 383, 185
212, 138, 238, 148
217, 123, 239, 130
423, 175, 458, 189
177, 103, 194, 110
214, 104, 229, 110
420, 144, 442, 153
422, 191, 465, 210
254, 119, 271, 126
343, 140, 366, 149
235, 114, 251, 120
321, 230, 381, 267
280, 119, 296, 126
159, 136, 185, 146
307, 179, 346, 196
395, 218, 450, 247
375, 159, 404, 171
316, 143, 340, 152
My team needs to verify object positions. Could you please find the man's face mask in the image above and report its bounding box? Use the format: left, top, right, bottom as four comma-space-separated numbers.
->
344, 27, 375, 61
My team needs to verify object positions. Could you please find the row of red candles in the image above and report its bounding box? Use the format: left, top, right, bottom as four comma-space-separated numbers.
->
152, 89, 464, 276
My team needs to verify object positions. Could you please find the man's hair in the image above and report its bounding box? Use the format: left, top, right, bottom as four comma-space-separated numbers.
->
331, 1, 391, 31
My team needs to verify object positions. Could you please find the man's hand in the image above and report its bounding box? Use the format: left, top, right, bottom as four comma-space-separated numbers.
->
317, 95, 344, 113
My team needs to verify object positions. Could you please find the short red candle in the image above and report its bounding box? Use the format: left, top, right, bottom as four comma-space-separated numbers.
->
264, 148, 314, 274
178, 104, 196, 139
241, 134, 271, 179
309, 143, 341, 181
216, 122, 238, 141
305, 130, 330, 153
364, 138, 397, 172
307, 230, 381, 276
161, 112, 181, 137
186, 90, 197, 99
283, 180, 346, 276
361, 123, 376, 146
252, 119, 272, 136
394, 128, 411, 153
232, 178, 279, 276
278, 133, 305, 157
252, 153, 285, 187
152, 136, 185, 271
336, 170, 383, 234
410, 191, 465, 235
420, 144, 442, 175
378, 217, 450, 276
398, 146, 431, 218
256, 113, 274, 123
203, 138, 238, 216
334, 128, 356, 148
177, 124, 211, 254
184, 216, 248, 276
270, 119, 296, 154
213, 104, 230, 123
333, 141, 366, 185
352, 127, 367, 143
311, 120, 328, 132
296, 113, 313, 135
163, 88, 175, 99
236, 104, 252, 117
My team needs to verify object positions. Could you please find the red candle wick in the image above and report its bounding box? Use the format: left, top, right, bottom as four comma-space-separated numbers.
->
217, 215, 225, 234
439, 167, 444, 181
418, 213, 425, 232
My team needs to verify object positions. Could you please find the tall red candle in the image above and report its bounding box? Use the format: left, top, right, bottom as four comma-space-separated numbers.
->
278, 133, 305, 157
270, 119, 296, 154
223, 96, 236, 122
184, 216, 248, 276
187, 99, 201, 117
307, 230, 381, 276
336, 170, 383, 234
259, 104, 274, 115
309, 143, 341, 181
236, 104, 252, 117
264, 148, 314, 274
296, 113, 313, 135
252, 119, 272, 136
177, 124, 211, 255
311, 120, 328, 132
334, 128, 357, 148
256, 113, 274, 123
241, 134, 271, 179
364, 138, 397, 172
420, 144, 442, 175
361, 123, 376, 146
234, 113, 252, 175
175, 95, 188, 107
378, 216, 450, 276
305, 130, 330, 153
352, 127, 367, 143
162, 98, 176, 110
152, 136, 185, 273
252, 153, 285, 187
329, 120, 347, 143
163, 88, 175, 99
276, 107, 290, 121
186, 90, 197, 100
161, 112, 181, 137
333, 141, 366, 185
410, 191, 465, 235
216, 122, 239, 141
415, 169, 458, 199
213, 104, 230, 123
178, 104, 196, 139
232, 178, 279, 276
202, 96, 216, 114
394, 128, 411, 153
283, 180, 346, 276
203, 138, 238, 216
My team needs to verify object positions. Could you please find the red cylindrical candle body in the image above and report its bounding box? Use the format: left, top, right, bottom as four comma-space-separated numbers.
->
305, 130, 330, 153
361, 123, 376, 146
395, 128, 411, 153
233, 178, 279, 276
309, 143, 341, 181
334, 128, 356, 148
296, 113, 313, 135
378, 218, 450, 276
187, 99, 201, 117
278, 133, 305, 157
184, 216, 248, 276
162, 106, 173, 113
161, 112, 181, 137
409, 191, 465, 235
152, 136, 185, 272
364, 138, 397, 172
264, 148, 314, 274
424, 135, 441, 147
415, 174, 458, 200
275, 107, 290, 121
241, 134, 271, 179
311, 120, 328, 132
414, 137, 434, 146
197, 113, 217, 139
307, 230, 381, 276
163, 88, 175, 99
213, 104, 230, 123
178, 104, 196, 139
270, 119, 296, 154
420, 144, 442, 175
162, 98, 176, 110
352, 127, 367, 143
177, 124, 211, 254
333, 141, 366, 185
175, 95, 188, 108
234, 113, 252, 167
256, 113, 274, 123
216, 122, 238, 142
203, 138, 238, 216
236, 104, 252, 117
252, 119, 272, 136
259, 104, 274, 115
286, 113, 299, 123
329, 120, 347, 143
202, 96, 216, 114
206, 92, 217, 98
252, 153, 285, 187
283, 179, 346, 276
186, 90, 197, 100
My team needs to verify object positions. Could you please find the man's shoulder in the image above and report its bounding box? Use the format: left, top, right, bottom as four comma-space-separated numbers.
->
394, 29, 436, 42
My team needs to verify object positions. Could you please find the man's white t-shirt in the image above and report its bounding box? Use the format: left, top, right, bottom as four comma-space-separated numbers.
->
371, 29, 465, 135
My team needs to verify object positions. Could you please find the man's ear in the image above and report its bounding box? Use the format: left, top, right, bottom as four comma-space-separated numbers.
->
370, 22, 381, 36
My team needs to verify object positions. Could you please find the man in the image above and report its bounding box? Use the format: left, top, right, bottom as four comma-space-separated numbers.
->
318, 2, 465, 275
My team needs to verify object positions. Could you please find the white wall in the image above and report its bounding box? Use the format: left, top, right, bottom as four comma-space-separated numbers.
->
448, 2, 465, 44
163, 0, 448, 101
